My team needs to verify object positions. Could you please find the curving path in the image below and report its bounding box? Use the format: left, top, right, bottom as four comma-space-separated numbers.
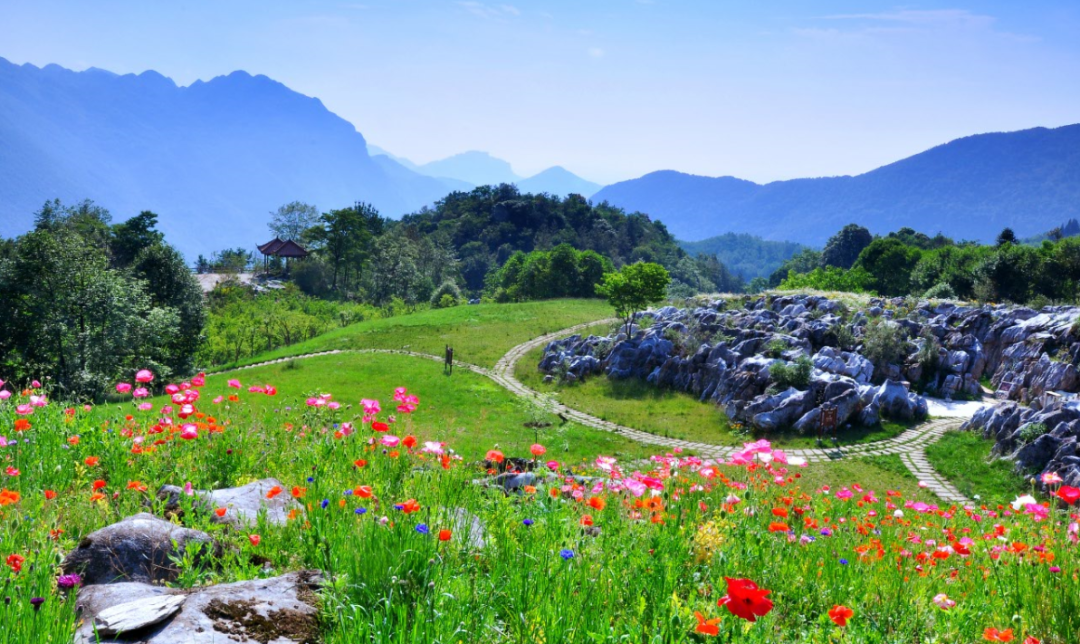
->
212, 320, 975, 504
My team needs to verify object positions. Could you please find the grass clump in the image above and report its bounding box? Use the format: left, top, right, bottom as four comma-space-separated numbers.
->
925, 430, 1031, 501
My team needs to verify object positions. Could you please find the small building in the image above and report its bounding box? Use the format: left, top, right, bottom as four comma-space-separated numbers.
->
257, 237, 309, 273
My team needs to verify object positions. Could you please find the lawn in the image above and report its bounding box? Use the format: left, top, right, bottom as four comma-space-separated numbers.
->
925, 429, 1031, 501
161, 352, 656, 463
515, 342, 913, 449
795, 454, 921, 498
212, 299, 613, 371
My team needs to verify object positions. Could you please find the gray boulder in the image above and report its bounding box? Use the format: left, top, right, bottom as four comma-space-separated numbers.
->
73, 571, 321, 644
61, 513, 218, 585
157, 478, 299, 528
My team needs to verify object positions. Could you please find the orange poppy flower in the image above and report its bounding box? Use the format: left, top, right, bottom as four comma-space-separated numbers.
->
266, 485, 282, 499
587, 497, 606, 511
983, 627, 1014, 642
214, 507, 227, 517
694, 611, 721, 636
291, 486, 306, 499
13, 419, 30, 432
84, 456, 100, 467
0, 490, 20, 506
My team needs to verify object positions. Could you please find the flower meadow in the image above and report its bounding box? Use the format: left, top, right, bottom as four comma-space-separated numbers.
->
1, 372, 1079, 643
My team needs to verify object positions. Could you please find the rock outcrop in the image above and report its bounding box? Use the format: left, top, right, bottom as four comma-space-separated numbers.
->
962, 400, 1080, 489
538, 295, 1080, 433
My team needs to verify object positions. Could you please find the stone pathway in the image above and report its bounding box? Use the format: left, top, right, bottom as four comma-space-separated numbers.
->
210, 320, 974, 504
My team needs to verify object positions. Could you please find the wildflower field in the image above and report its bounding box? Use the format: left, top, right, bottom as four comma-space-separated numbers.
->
1, 366, 1078, 643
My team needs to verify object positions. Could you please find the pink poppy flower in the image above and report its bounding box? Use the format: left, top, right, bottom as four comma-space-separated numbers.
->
165, 384, 180, 395
133, 387, 149, 399
932, 593, 956, 610
421, 441, 444, 455
1042, 471, 1063, 485
213, 396, 224, 404
361, 399, 381, 415
380, 435, 400, 448
0, 391, 10, 401
15, 404, 32, 415
228, 379, 241, 389
116, 383, 132, 394
180, 424, 198, 440
135, 370, 153, 383
137, 403, 153, 411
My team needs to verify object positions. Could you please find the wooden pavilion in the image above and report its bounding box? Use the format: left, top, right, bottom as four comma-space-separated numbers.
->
257, 237, 309, 273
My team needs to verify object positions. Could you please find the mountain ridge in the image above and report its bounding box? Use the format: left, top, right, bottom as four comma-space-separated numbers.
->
593, 124, 1080, 245
0, 57, 456, 258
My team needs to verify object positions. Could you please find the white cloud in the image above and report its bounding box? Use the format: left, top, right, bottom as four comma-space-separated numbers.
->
587, 47, 605, 58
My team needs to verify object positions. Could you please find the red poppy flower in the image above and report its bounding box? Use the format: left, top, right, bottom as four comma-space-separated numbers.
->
580, 515, 594, 527
13, 419, 30, 432
984, 627, 1015, 642
403, 435, 416, 449
400, 499, 420, 514
355, 485, 373, 498
354, 459, 368, 468
84, 456, 100, 467
248, 534, 261, 546
92, 480, 106, 490
438, 529, 452, 542
828, 605, 854, 627
486, 450, 505, 463
372, 422, 389, 432
43, 490, 57, 500
266, 486, 282, 499
587, 497, 606, 511
214, 507, 227, 517
5, 554, 24, 573
1055, 486, 1080, 505
718, 577, 774, 622
291, 486, 306, 499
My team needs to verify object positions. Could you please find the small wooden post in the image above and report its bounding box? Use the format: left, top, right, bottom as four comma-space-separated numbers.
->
819, 405, 838, 446
445, 345, 454, 375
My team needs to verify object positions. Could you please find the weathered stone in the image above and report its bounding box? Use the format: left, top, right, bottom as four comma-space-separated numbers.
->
73, 571, 322, 644
93, 595, 187, 636
157, 478, 300, 529
61, 513, 218, 585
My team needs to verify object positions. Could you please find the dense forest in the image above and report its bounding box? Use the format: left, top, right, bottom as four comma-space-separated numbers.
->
0, 201, 204, 400
772, 223, 1080, 306
261, 185, 746, 304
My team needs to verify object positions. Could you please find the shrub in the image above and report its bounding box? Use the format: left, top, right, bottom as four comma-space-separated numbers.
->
1017, 422, 1049, 445
923, 282, 956, 300
765, 339, 788, 358
862, 319, 907, 369
770, 356, 813, 390
430, 281, 462, 308
833, 324, 856, 351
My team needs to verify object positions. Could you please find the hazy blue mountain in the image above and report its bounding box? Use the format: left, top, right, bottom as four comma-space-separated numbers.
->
415, 151, 520, 186
367, 144, 420, 171
516, 166, 601, 198
0, 58, 455, 258
594, 125, 1080, 245
678, 233, 804, 281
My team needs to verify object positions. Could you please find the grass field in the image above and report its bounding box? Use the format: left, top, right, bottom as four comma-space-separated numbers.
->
159, 352, 656, 463
515, 342, 913, 449
926, 429, 1032, 501
212, 299, 613, 370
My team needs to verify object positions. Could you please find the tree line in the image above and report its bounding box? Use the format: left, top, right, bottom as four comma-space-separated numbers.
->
772, 223, 1080, 306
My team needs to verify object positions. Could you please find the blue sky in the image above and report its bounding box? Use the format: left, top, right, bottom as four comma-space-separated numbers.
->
2, 0, 1078, 184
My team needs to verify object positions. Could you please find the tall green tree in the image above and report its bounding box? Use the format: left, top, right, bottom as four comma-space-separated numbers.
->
269, 201, 319, 242
306, 204, 376, 292
112, 211, 164, 267
821, 224, 873, 269
596, 262, 671, 335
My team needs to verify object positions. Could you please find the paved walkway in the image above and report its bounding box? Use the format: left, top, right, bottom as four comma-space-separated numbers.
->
213, 320, 974, 504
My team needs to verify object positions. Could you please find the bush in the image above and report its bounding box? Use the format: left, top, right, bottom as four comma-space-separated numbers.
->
770, 356, 813, 390
863, 319, 907, 370
1017, 422, 1049, 445
923, 282, 956, 300
430, 281, 462, 308
833, 324, 856, 351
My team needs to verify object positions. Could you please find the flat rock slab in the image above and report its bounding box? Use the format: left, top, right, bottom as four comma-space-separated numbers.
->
158, 478, 298, 528
74, 570, 321, 644
62, 513, 218, 585
94, 595, 187, 636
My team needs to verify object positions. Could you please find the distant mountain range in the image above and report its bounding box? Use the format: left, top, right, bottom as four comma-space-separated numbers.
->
593, 124, 1080, 245
0, 58, 460, 258
367, 147, 601, 198
678, 233, 804, 281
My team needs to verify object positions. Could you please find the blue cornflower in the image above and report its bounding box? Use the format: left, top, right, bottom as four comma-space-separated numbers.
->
415, 524, 430, 535
355, 507, 367, 515
523, 519, 534, 527
559, 549, 574, 560
320, 499, 329, 509
839, 558, 849, 565
306, 477, 314, 483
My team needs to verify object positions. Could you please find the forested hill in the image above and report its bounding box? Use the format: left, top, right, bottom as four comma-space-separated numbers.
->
678, 233, 804, 281
0, 58, 454, 258
394, 185, 743, 294
593, 124, 1080, 246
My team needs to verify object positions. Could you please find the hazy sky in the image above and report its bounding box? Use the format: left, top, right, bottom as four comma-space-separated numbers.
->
2, 0, 1078, 184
